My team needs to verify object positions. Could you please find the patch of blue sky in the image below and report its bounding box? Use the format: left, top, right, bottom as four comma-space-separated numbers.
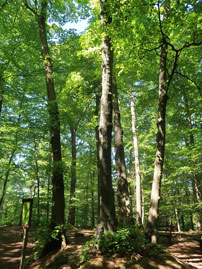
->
62, 18, 89, 34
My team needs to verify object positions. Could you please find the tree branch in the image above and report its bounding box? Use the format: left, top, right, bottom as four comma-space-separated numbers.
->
166, 51, 179, 91
76, 94, 96, 128
176, 71, 202, 98
0, 0, 7, 12
23, 0, 37, 15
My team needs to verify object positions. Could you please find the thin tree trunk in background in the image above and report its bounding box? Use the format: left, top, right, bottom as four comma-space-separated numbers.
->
68, 127, 77, 225
184, 93, 202, 230
130, 93, 142, 225
113, 79, 133, 225
190, 213, 194, 230
142, 188, 145, 225
0, 111, 21, 213
84, 175, 89, 227
46, 152, 52, 224
174, 206, 181, 232
33, 137, 40, 225
91, 170, 95, 228
0, 148, 17, 211
181, 215, 185, 231
67, 94, 95, 226
47, 175, 50, 223
96, 0, 117, 236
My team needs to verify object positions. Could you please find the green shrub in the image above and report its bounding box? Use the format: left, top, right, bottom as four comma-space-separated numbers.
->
144, 242, 164, 256
31, 224, 71, 259
97, 225, 145, 256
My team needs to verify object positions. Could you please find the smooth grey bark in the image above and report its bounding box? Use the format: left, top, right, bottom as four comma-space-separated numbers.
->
96, 0, 117, 235
174, 206, 181, 232
113, 81, 133, 225
146, 38, 168, 243
146, 3, 177, 243
130, 93, 142, 225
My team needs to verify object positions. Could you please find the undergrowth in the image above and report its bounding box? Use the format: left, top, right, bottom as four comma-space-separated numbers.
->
81, 225, 164, 263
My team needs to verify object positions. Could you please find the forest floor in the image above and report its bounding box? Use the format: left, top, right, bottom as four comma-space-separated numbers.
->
0, 226, 202, 268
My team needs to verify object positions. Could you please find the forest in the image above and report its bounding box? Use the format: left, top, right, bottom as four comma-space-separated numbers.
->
0, 0, 202, 268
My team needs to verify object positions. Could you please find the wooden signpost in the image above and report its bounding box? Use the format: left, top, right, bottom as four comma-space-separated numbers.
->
19, 198, 33, 269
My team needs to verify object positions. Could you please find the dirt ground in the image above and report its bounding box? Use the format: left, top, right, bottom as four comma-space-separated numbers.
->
0, 226, 35, 269
168, 239, 202, 269
0, 226, 202, 268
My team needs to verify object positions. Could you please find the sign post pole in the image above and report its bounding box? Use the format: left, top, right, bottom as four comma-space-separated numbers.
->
19, 198, 33, 269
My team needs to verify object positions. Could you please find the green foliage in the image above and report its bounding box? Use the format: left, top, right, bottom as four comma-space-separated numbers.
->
144, 243, 164, 256
81, 237, 96, 263
80, 226, 164, 265
97, 225, 145, 256
31, 224, 71, 259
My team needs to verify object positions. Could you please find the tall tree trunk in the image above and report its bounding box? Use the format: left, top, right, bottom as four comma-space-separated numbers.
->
146, 39, 168, 243
95, 93, 101, 220
96, 0, 117, 235
23, 0, 66, 249
37, 5, 65, 228
130, 93, 142, 225
113, 80, 133, 225
68, 126, 77, 225
146, 4, 170, 243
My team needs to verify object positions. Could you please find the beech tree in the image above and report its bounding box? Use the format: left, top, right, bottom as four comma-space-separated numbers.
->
96, 0, 117, 235
130, 92, 142, 225
146, 1, 202, 243
23, 0, 66, 249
